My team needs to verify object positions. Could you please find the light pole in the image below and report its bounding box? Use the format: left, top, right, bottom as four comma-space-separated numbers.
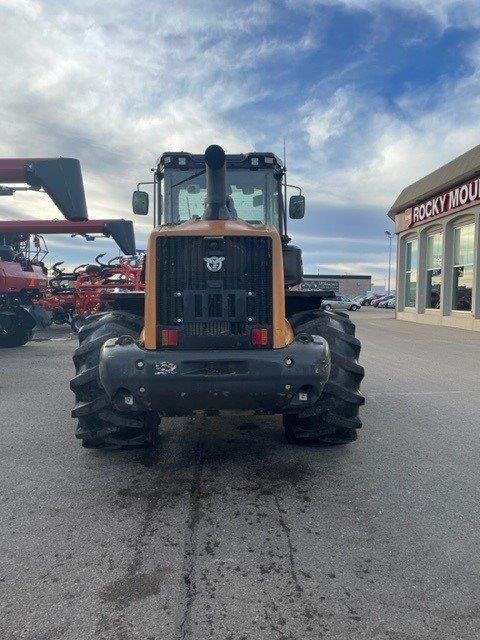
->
385, 230, 393, 295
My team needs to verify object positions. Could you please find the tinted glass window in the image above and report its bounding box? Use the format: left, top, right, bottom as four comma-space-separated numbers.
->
426, 233, 442, 309
452, 224, 475, 311
405, 239, 418, 307
163, 168, 282, 229
454, 224, 475, 266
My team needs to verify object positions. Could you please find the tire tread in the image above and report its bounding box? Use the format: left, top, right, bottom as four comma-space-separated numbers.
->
71, 311, 150, 448
284, 309, 365, 445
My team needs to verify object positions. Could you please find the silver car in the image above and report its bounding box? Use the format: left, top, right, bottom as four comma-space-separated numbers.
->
321, 295, 361, 311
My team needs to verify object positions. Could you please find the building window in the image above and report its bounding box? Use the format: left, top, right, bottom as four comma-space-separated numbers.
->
404, 238, 418, 307
452, 223, 475, 311
426, 232, 443, 309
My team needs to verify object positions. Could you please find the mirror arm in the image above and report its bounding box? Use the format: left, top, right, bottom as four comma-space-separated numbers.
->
137, 180, 154, 189
286, 183, 302, 195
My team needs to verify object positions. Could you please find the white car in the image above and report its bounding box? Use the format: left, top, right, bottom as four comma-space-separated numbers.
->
321, 295, 361, 311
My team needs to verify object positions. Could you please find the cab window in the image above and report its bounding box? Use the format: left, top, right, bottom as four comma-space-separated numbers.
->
163, 168, 282, 230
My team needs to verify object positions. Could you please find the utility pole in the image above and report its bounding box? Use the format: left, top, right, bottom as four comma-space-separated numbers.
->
385, 230, 393, 295
283, 137, 287, 228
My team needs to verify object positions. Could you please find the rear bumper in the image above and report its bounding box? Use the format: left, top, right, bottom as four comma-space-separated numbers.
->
99, 337, 330, 416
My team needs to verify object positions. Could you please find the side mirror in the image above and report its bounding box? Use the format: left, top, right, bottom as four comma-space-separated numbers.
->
289, 194, 305, 219
132, 190, 149, 216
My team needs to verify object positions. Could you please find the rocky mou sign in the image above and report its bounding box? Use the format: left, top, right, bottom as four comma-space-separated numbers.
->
408, 176, 480, 227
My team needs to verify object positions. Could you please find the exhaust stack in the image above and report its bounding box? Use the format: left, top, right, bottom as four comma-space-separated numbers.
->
203, 145, 236, 220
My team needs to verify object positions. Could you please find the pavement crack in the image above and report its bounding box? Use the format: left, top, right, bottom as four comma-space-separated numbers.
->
273, 494, 304, 596
174, 425, 206, 640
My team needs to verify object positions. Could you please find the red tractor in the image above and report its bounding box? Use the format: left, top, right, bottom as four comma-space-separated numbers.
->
0, 157, 136, 347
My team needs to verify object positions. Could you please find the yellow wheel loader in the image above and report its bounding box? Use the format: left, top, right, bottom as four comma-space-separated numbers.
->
71, 145, 364, 448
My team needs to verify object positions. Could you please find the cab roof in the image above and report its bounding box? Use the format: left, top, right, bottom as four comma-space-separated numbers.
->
157, 151, 283, 172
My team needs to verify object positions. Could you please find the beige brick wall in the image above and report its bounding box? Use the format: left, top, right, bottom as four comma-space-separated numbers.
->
301, 277, 372, 297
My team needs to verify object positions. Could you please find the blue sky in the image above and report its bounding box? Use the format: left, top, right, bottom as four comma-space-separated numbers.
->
2, 0, 480, 285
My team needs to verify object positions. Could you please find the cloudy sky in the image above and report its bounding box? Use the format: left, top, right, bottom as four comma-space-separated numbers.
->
2, 0, 480, 285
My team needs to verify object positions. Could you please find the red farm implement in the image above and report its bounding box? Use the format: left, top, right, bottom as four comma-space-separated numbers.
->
35, 253, 144, 330
0, 157, 136, 347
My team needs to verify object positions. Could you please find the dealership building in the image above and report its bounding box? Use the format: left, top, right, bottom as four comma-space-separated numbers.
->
389, 144, 480, 331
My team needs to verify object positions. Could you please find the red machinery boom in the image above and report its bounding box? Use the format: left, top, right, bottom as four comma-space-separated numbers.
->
0, 157, 88, 221
0, 220, 136, 255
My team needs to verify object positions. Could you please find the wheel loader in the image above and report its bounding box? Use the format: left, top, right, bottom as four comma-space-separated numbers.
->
71, 145, 365, 447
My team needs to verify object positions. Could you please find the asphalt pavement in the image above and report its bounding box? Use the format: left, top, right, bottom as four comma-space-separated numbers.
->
1, 308, 479, 640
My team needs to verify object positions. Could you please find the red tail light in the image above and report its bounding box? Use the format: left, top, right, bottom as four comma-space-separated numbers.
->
26, 278, 37, 288
161, 329, 179, 347
251, 327, 269, 347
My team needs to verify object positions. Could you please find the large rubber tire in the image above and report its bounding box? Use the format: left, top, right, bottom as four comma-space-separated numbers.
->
284, 309, 365, 445
0, 312, 32, 348
70, 311, 151, 448
0, 325, 32, 348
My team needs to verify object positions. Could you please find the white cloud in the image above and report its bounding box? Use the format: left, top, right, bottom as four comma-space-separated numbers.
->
0, 0, 325, 257
301, 89, 355, 148
292, 232, 386, 245
0, 0, 287, 232
295, 55, 480, 210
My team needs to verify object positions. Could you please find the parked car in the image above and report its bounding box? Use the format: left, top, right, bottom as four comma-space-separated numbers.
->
386, 298, 396, 309
362, 293, 384, 306
321, 295, 361, 311
378, 295, 396, 308
348, 294, 372, 306
371, 294, 395, 307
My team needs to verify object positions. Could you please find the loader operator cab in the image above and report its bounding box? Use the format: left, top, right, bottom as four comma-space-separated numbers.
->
133, 152, 305, 235
162, 152, 283, 230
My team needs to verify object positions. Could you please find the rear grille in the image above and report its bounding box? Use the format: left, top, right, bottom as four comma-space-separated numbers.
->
156, 235, 273, 346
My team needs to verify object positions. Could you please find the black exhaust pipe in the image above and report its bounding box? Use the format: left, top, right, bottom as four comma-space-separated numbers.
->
203, 145, 236, 220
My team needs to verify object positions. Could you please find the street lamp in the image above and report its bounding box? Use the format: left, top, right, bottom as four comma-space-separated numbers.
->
385, 230, 393, 295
